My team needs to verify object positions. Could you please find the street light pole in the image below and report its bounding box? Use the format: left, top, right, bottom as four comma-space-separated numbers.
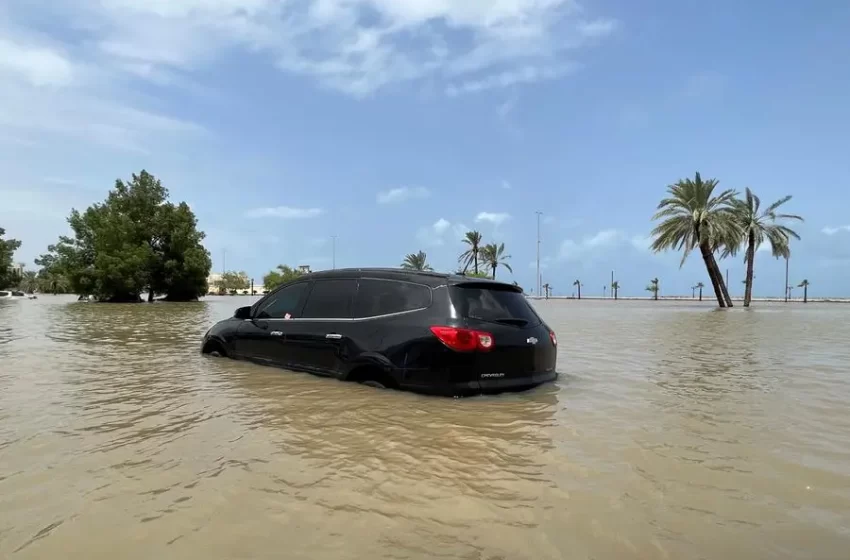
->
535, 211, 542, 297
331, 235, 338, 270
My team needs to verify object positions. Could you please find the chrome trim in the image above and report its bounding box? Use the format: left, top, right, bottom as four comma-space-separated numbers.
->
254, 307, 427, 322
325, 333, 342, 339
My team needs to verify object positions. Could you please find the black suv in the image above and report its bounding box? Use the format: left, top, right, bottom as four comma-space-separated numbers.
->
201, 268, 558, 396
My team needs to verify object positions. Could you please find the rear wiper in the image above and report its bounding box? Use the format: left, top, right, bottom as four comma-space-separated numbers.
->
491, 317, 529, 327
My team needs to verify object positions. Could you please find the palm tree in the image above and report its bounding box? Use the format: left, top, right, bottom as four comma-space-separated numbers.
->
573, 279, 581, 300
480, 242, 513, 279
611, 281, 620, 300
722, 188, 802, 307
696, 282, 705, 301
651, 172, 738, 307
19, 270, 39, 293
691, 285, 696, 299
646, 277, 659, 300
458, 230, 483, 274
542, 282, 551, 299
798, 279, 809, 303
400, 250, 433, 271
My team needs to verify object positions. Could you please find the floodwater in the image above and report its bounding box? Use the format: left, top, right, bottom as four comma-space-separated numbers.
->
1, 296, 849, 560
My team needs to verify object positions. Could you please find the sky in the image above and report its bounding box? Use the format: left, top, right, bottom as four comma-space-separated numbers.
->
1, 0, 849, 297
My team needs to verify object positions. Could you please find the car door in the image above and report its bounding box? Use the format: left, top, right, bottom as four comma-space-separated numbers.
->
233, 281, 311, 367
288, 278, 358, 376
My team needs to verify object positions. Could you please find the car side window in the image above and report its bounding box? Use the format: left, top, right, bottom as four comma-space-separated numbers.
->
255, 282, 310, 319
353, 279, 432, 318
301, 279, 358, 319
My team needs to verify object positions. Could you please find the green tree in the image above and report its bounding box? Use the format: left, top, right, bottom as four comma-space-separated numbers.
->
458, 231, 483, 274
263, 265, 304, 291
480, 242, 513, 279
573, 279, 581, 299
0, 227, 22, 288
612, 280, 620, 300
456, 270, 490, 279
400, 251, 433, 271
215, 271, 250, 294
650, 172, 738, 307
646, 278, 659, 300
696, 281, 705, 301
38, 170, 211, 302
721, 188, 802, 307
798, 279, 809, 303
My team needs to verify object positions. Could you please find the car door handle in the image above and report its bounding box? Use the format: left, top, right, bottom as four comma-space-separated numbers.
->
325, 333, 342, 340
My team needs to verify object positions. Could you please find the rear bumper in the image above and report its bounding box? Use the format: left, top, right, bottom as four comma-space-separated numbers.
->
400, 370, 558, 397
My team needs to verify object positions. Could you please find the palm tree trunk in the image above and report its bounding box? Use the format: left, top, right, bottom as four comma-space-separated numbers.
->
492, 264, 496, 280
803, 286, 807, 303
743, 232, 755, 307
700, 242, 727, 307
577, 285, 581, 299
474, 252, 478, 274
709, 252, 733, 307
699, 287, 703, 301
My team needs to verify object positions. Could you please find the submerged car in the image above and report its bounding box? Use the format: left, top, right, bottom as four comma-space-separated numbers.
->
201, 268, 558, 396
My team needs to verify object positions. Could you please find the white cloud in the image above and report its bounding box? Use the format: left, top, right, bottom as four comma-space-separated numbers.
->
559, 229, 626, 261
0, 38, 75, 87
501, 179, 512, 190
822, 225, 850, 236
2, 0, 616, 99
447, 65, 573, 96
475, 212, 511, 226
377, 186, 431, 204
245, 206, 324, 219
576, 18, 619, 39
432, 218, 451, 234
629, 234, 652, 251
417, 217, 468, 246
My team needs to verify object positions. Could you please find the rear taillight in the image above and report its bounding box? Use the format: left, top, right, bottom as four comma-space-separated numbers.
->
430, 326, 494, 352
549, 330, 557, 346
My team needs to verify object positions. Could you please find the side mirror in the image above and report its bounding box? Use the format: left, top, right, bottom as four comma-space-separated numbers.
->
234, 306, 251, 320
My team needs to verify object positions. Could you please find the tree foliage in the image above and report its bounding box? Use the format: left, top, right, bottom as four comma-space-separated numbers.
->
650, 172, 737, 307
720, 188, 802, 307
481, 242, 513, 279
263, 265, 305, 292
0, 227, 22, 288
400, 251, 433, 271
37, 170, 211, 302
215, 271, 250, 294
458, 230, 483, 274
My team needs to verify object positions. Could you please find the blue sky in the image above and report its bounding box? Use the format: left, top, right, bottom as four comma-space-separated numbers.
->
1, 0, 849, 297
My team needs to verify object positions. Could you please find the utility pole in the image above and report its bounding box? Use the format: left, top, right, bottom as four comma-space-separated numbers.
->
535, 211, 542, 298
331, 235, 338, 270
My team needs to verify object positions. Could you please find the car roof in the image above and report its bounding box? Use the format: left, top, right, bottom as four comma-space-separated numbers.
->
306, 268, 520, 290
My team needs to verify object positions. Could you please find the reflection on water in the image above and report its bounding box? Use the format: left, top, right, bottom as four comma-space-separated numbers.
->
1, 296, 849, 559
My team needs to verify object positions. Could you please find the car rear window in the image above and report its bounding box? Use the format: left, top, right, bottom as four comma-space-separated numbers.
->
450, 283, 541, 326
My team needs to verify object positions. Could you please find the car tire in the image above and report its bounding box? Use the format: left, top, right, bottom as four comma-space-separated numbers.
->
209, 350, 223, 358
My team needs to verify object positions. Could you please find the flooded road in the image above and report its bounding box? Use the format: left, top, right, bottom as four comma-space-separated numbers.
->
2, 296, 849, 559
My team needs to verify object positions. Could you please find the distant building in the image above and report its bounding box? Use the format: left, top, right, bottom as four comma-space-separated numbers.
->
298, 265, 312, 274
8, 262, 25, 277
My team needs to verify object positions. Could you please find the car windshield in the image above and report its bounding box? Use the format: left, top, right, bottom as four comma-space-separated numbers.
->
450, 284, 541, 326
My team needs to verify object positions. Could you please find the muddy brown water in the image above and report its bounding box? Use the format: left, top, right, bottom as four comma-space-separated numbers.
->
1, 296, 849, 559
